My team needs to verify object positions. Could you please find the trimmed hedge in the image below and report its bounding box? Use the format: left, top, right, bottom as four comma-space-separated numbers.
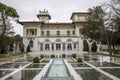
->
72, 54, 77, 58
62, 54, 66, 58
77, 58, 83, 62
51, 54, 55, 58
33, 57, 39, 63
83, 40, 89, 51
40, 55, 44, 59
91, 42, 97, 52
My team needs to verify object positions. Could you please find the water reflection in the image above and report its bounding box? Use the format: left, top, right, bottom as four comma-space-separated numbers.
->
75, 69, 112, 80
6, 70, 41, 80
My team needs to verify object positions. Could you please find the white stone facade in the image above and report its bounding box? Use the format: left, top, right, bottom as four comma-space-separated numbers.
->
20, 10, 88, 55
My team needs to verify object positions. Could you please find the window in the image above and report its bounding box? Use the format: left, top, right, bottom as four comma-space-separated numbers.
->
32, 30, 34, 35
74, 43, 76, 49
67, 31, 70, 36
40, 44, 43, 51
63, 43, 65, 50
57, 31, 60, 36
56, 44, 61, 50
73, 31, 75, 35
52, 44, 54, 50
46, 31, 50, 36
26, 29, 28, 35
42, 31, 44, 35
67, 43, 72, 50
45, 44, 49, 50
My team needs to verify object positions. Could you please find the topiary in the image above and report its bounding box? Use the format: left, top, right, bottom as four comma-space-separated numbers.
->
33, 57, 39, 63
62, 54, 66, 58
91, 42, 97, 52
83, 40, 89, 51
72, 54, 77, 58
51, 54, 55, 58
26, 44, 31, 53
40, 55, 44, 59
77, 58, 83, 62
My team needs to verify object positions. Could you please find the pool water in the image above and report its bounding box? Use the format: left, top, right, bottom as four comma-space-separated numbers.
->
42, 58, 74, 80
75, 69, 112, 80
0, 62, 27, 68
6, 70, 41, 80
102, 68, 120, 78
0, 70, 13, 78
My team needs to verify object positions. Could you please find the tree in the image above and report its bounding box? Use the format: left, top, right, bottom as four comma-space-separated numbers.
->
110, 0, 120, 16
83, 40, 89, 51
0, 2, 19, 54
14, 35, 24, 52
81, 6, 114, 55
91, 42, 97, 52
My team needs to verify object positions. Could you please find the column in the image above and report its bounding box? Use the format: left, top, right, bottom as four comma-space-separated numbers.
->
65, 43, 67, 51
39, 44, 41, 51
54, 43, 56, 51
50, 43, 52, 51
72, 43, 74, 51
61, 43, 63, 51
43, 43, 45, 51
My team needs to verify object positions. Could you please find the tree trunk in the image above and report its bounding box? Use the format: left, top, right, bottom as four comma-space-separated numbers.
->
0, 11, 7, 54
105, 34, 112, 55
112, 44, 116, 54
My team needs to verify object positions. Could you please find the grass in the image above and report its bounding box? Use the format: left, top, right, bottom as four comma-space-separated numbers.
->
0, 52, 27, 59
92, 52, 120, 58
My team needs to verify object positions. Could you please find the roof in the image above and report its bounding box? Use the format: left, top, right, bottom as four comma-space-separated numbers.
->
37, 14, 51, 19
19, 21, 43, 25
70, 12, 89, 19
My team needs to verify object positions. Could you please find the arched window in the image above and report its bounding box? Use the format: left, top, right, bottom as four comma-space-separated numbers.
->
42, 31, 44, 35
56, 43, 61, 50
67, 31, 70, 36
73, 31, 75, 35
57, 31, 60, 36
45, 44, 49, 50
67, 43, 72, 50
46, 31, 50, 36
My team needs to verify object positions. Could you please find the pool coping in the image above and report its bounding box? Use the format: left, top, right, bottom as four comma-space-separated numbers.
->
64, 59, 83, 80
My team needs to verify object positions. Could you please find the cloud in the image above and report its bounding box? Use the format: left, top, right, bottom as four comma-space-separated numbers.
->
0, 0, 109, 36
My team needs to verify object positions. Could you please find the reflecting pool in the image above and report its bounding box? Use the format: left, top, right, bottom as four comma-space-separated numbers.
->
6, 70, 41, 80
102, 68, 120, 78
42, 58, 74, 80
75, 69, 112, 80
0, 70, 13, 78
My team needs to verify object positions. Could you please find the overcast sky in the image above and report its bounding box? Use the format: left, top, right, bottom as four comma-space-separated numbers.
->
0, 0, 109, 36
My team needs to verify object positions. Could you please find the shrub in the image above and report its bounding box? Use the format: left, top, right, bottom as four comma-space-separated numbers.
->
77, 58, 83, 62
33, 57, 39, 63
26, 45, 31, 53
91, 42, 97, 52
62, 54, 66, 58
72, 54, 77, 58
51, 54, 55, 58
83, 40, 89, 51
40, 55, 44, 59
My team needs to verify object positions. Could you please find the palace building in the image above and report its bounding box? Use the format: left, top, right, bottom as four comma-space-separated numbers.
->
20, 9, 89, 56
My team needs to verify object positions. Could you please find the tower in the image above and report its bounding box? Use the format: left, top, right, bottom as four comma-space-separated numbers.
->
37, 9, 51, 23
